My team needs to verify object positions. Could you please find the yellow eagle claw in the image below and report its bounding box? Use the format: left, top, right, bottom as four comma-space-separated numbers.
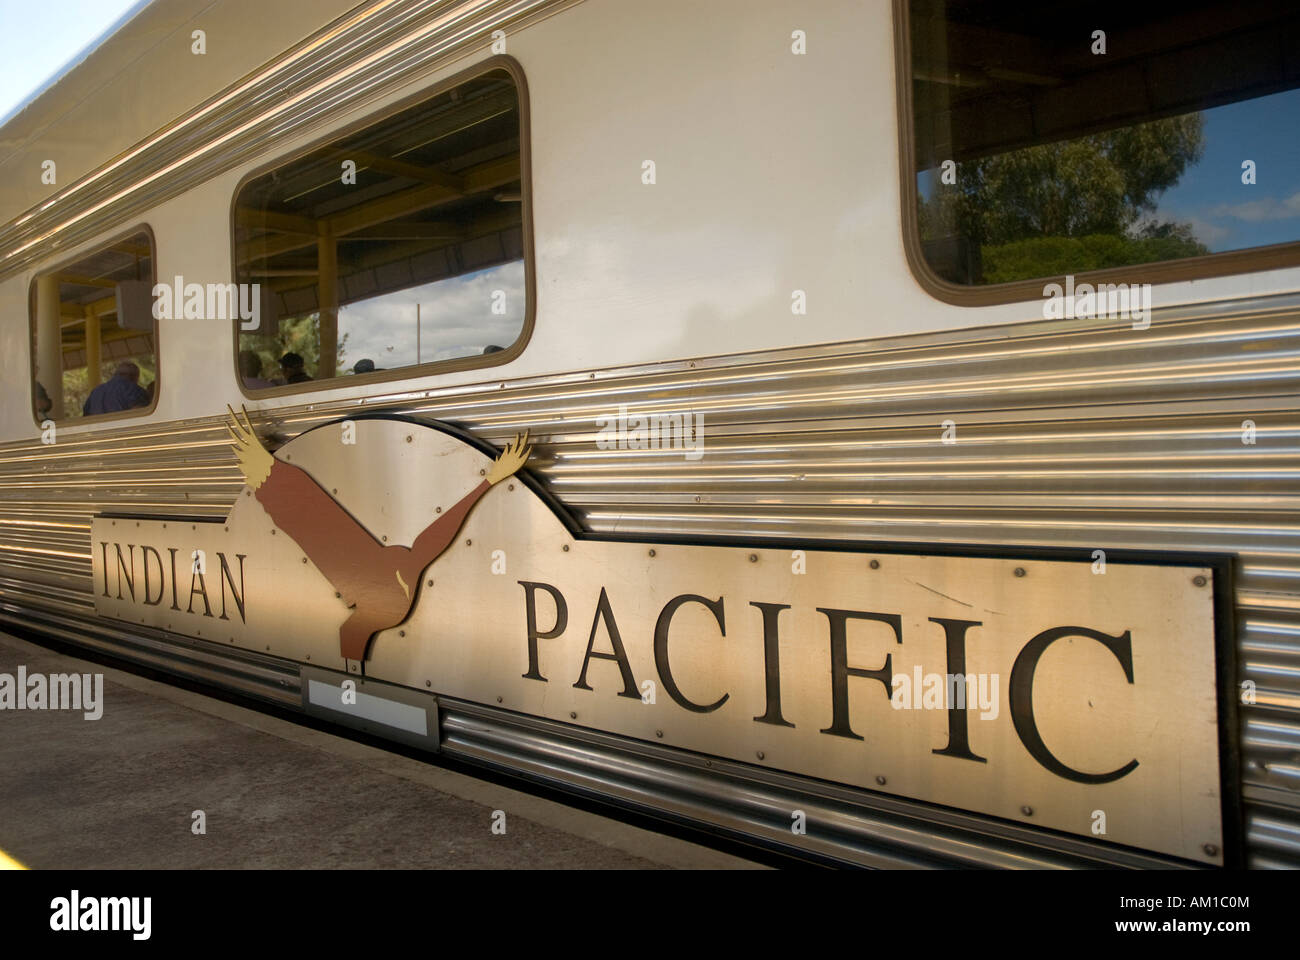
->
226, 404, 274, 490
486, 431, 532, 485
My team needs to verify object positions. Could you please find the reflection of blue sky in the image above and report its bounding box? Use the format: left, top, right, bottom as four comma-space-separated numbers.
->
1151, 89, 1300, 252
337, 260, 524, 371
916, 88, 1300, 254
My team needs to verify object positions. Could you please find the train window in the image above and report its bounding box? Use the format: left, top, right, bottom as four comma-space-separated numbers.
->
28, 228, 157, 423
232, 64, 529, 392
902, 0, 1300, 300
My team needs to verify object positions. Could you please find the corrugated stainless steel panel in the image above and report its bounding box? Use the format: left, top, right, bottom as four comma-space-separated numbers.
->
0, 293, 1297, 866
0, 609, 301, 705
0, 0, 579, 280
437, 698, 1192, 869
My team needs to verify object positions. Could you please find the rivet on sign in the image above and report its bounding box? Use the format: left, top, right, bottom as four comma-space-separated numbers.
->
655, 730, 663, 738
756, 751, 766, 761
695, 495, 701, 503
335, 592, 341, 599
136, 521, 140, 527
426, 681, 431, 688
649, 549, 656, 557
301, 557, 307, 564
332, 488, 338, 495
508, 484, 514, 491
570, 711, 577, 719
1014, 567, 1027, 578
266, 645, 270, 651
466, 539, 472, 546
563, 544, 570, 552
1021, 805, 1033, 816
436, 506, 442, 513
496, 696, 503, 703
749, 554, 758, 563
245, 491, 250, 496
870, 559, 880, 569
306, 654, 310, 660
224, 526, 229, 532
1203, 843, 1218, 856
479, 469, 486, 476
382, 535, 388, 542
876, 775, 887, 785
399, 630, 405, 637
271, 529, 276, 535
1193, 575, 1208, 587
405, 435, 412, 443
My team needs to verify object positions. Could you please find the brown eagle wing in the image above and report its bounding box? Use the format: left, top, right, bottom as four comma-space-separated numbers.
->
227, 406, 389, 597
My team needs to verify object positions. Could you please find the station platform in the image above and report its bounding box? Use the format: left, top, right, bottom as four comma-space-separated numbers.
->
0, 631, 760, 870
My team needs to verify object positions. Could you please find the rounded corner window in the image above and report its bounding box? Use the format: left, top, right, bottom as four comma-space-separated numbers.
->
230, 62, 532, 395
897, 0, 1300, 306
28, 227, 158, 424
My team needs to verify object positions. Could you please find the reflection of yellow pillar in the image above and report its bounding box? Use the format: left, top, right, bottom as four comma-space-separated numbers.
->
84, 304, 101, 390
317, 228, 338, 380
35, 274, 63, 419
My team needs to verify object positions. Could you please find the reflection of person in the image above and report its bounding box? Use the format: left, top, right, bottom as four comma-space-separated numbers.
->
239, 350, 275, 389
482, 344, 504, 354
35, 381, 52, 416
83, 361, 150, 416
352, 358, 375, 374
278, 352, 312, 384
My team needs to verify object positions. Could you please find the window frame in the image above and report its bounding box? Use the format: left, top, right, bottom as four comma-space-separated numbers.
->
892, 0, 1300, 307
227, 54, 535, 399
27, 222, 160, 428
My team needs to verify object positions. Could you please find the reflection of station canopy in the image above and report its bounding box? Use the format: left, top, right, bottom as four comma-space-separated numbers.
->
910, 2, 1300, 167
234, 69, 524, 380
32, 231, 153, 420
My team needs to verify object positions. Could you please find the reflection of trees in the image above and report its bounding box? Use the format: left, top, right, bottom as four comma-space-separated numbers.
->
243, 312, 349, 381
920, 114, 1211, 283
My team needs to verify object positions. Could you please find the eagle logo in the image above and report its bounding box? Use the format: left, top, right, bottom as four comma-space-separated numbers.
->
225, 406, 531, 664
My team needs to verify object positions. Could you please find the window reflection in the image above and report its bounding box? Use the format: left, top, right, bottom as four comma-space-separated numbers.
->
234, 68, 527, 387
909, 0, 1300, 285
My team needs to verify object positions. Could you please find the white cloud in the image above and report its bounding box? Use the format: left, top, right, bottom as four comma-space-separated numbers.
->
336, 261, 525, 372
1208, 191, 1300, 223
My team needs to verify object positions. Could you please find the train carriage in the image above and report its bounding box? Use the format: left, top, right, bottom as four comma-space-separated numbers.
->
1, 0, 1298, 868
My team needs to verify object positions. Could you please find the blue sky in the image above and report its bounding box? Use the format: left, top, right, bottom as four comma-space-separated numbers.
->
0, 0, 148, 125
1151, 89, 1300, 252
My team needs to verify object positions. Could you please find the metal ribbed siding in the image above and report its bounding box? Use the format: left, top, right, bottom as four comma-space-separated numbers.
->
1, 295, 1297, 866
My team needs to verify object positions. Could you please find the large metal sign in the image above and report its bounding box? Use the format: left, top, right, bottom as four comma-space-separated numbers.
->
92, 415, 1228, 863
